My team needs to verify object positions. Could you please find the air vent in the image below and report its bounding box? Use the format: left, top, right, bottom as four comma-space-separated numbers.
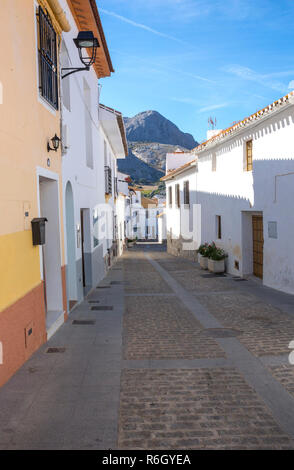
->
72, 320, 96, 325
91, 306, 113, 311
201, 273, 226, 278
46, 347, 66, 354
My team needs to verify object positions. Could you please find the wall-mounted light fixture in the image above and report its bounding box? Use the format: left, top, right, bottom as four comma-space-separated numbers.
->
47, 134, 61, 152
62, 31, 99, 79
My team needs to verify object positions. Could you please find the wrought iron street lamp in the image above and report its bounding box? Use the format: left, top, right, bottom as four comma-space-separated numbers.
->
47, 133, 61, 152
62, 31, 99, 79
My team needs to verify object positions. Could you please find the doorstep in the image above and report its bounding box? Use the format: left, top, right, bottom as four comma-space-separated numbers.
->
46, 310, 66, 340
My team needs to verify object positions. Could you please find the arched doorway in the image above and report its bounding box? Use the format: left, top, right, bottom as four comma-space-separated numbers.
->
65, 182, 77, 310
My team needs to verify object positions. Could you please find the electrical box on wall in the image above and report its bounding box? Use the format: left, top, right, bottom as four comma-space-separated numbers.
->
31, 218, 48, 246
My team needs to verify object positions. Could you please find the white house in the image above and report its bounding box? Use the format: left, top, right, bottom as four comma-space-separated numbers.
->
99, 104, 128, 263
162, 154, 198, 259
116, 171, 131, 255
127, 188, 166, 241
60, 1, 127, 311
163, 91, 294, 295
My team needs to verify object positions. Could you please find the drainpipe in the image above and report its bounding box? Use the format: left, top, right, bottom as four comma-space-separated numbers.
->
47, 0, 71, 32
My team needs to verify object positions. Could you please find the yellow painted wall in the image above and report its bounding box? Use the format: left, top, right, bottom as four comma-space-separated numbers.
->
0, 232, 41, 312
0, 0, 66, 312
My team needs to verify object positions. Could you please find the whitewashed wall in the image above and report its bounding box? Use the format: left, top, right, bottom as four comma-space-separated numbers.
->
60, 0, 106, 303
166, 166, 197, 248
194, 102, 294, 294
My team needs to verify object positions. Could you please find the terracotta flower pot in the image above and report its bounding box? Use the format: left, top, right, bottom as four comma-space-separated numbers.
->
208, 258, 225, 273
199, 256, 208, 270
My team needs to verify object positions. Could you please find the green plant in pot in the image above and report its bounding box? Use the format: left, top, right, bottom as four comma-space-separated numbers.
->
198, 242, 216, 269
208, 245, 227, 273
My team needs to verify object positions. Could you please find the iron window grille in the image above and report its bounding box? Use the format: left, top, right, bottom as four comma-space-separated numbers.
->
37, 6, 59, 110
184, 181, 190, 206
168, 186, 172, 207
105, 166, 112, 194
114, 177, 118, 196
176, 184, 180, 208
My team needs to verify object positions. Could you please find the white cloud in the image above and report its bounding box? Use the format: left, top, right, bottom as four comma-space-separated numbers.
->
224, 65, 288, 93
100, 8, 188, 44
110, 48, 215, 84
288, 80, 294, 90
198, 103, 229, 113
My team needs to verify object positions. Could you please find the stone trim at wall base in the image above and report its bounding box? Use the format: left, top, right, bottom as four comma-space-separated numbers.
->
167, 234, 198, 262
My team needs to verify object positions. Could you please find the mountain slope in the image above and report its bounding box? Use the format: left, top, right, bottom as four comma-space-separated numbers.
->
118, 110, 198, 184
130, 142, 188, 171
124, 110, 197, 149
117, 148, 164, 184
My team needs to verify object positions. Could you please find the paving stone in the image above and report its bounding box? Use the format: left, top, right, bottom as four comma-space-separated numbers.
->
123, 296, 225, 360
269, 365, 294, 396
197, 292, 294, 356
118, 368, 294, 450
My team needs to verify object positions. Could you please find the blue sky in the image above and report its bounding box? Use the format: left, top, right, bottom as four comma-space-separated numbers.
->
97, 0, 294, 142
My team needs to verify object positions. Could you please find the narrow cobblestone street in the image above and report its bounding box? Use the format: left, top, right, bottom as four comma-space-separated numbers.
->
1, 244, 294, 449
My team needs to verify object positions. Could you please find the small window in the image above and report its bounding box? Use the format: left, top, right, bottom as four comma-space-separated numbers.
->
37, 6, 59, 110
168, 186, 173, 207
183, 181, 190, 206
246, 140, 253, 171
216, 215, 222, 239
212, 153, 216, 172
175, 184, 180, 208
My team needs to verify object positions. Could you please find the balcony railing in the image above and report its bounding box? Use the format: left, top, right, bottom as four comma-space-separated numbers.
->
105, 166, 112, 195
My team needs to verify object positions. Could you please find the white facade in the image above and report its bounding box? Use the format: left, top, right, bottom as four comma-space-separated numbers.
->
116, 171, 131, 255
158, 212, 167, 243
128, 189, 166, 241
60, 2, 106, 305
164, 92, 294, 295
60, 2, 127, 309
99, 105, 127, 262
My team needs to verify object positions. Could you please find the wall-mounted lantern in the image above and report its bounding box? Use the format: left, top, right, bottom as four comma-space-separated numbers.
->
31, 218, 48, 246
62, 31, 99, 79
47, 134, 61, 152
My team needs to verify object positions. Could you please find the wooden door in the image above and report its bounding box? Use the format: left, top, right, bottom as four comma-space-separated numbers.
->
252, 215, 264, 279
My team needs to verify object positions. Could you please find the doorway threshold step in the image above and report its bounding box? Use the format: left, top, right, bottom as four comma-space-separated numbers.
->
46, 310, 65, 340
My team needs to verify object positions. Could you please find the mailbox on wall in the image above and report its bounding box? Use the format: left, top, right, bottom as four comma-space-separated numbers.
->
31, 218, 48, 246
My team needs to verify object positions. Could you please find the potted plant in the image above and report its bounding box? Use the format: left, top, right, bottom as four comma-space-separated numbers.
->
208, 245, 227, 273
197, 242, 215, 269
127, 238, 137, 248
197, 243, 208, 263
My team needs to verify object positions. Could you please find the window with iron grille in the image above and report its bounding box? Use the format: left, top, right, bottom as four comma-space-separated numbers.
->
184, 181, 190, 206
216, 215, 222, 239
168, 186, 172, 207
246, 140, 253, 171
37, 6, 59, 110
175, 184, 180, 208
105, 166, 112, 194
